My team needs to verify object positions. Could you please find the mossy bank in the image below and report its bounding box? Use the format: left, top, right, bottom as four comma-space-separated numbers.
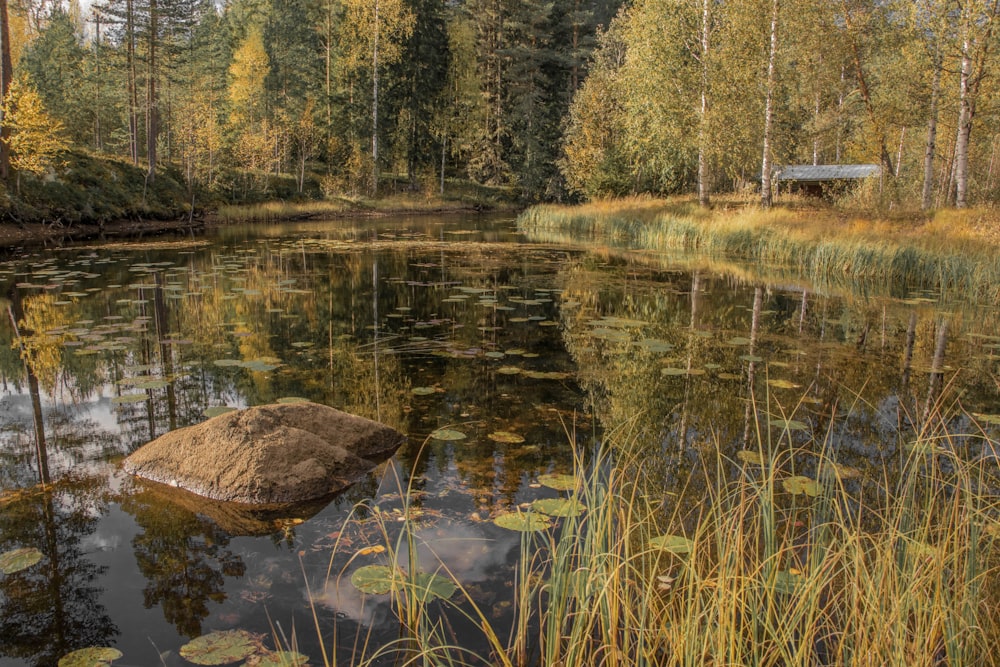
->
0, 151, 520, 248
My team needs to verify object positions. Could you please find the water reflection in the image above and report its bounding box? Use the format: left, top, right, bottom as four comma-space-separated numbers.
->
0, 216, 995, 664
119, 482, 246, 639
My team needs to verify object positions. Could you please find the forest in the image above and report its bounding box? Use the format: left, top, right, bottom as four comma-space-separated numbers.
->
0, 0, 998, 211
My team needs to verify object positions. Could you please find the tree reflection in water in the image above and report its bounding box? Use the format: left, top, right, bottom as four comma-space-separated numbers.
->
119, 484, 246, 639
0, 421, 118, 666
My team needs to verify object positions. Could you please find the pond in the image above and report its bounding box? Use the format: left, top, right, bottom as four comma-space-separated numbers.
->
0, 213, 998, 666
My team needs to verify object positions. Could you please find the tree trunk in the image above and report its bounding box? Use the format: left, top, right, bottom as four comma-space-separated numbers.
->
954, 40, 973, 208
0, 0, 13, 182
922, 59, 940, 210
371, 0, 380, 195
146, 0, 158, 184
697, 0, 710, 207
127, 0, 139, 165
760, 0, 779, 209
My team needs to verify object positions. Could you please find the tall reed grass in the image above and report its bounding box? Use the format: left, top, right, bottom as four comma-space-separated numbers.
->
518, 199, 1000, 303
308, 403, 1000, 666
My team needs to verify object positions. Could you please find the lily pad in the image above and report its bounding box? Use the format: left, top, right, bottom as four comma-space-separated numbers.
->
243, 360, 280, 372
213, 359, 243, 367
411, 386, 437, 396
58, 647, 123, 667
662, 367, 687, 376
204, 406, 238, 419
782, 475, 822, 497
649, 534, 695, 554
257, 651, 309, 667
819, 462, 862, 480
494, 511, 552, 532
351, 565, 396, 595
497, 366, 522, 375
537, 473, 578, 491
769, 418, 809, 432
532, 497, 586, 517
408, 571, 458, 600
430, 428, 466, 441
0, 547, 43, 574
179, 630, 257, 665
736, 450, 764, 465
973, 413, 1000, 426
488, 431, 525, 444
770, 570, 805, 595
766, 379, 800, 390
111, 394, 149, 405
133, 379, 170, 390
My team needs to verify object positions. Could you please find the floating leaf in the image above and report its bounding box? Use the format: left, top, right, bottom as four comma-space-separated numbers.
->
111, 394, 148, 405
204, 406, 238, 419
766, 379, 800, 390
650, 534, 695, 554
179, 630, 257, 665
257, 651, 309, 667
411, 387, 437, 396
213, 359, 242, 367
662, 367, 687, 376
636, 339, 673, 353
532, 497, 586, 517
58, 647, 123, 667
537, 473, 578, 491
243, 360, 280, 373
783, 476, 822, 497
0, 547, 42, 574
488, 431, 525, 444
430, 428, 466, 441
973, 413, 1000, 426
484, 351, 505, 359
497, 366, 522, 375
819, 462, 862, 480
408, 572, 458, 600
351, 565, 395, 594
769, 418, 809, 432
133, 379, 169, 390
736, 450, 764, 465
522, 370, 570, 380
727, 337, 752, 346
356, 545, 386, 557
770, 570, 805, 595
494, 511, 552, 532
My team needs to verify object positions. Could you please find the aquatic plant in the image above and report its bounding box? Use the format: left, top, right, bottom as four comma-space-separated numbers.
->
518, 199, 1000, 303
308, 401, 1000, 666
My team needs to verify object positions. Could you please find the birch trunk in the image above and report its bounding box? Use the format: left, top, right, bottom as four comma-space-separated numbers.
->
760, 0, 779, 208
697, 0, 710, 207
921, 60, 940, 210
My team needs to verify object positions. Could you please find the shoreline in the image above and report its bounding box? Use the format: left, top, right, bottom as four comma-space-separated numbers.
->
0, 202, 513, 251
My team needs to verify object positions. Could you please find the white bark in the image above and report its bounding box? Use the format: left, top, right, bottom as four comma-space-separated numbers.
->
761, 0, 779, 208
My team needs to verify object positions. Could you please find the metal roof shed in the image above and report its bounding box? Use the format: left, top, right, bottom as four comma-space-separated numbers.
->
774, 164, 881, 197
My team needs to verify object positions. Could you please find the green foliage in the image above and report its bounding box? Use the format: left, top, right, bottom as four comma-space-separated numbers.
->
2, 77, 70, 181
0, 151, 189, 225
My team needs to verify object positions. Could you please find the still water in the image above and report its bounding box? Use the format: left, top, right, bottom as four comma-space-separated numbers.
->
0, 213, 997, 665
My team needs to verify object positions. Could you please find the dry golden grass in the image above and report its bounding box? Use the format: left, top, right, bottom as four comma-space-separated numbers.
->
519, 197, 1000, 302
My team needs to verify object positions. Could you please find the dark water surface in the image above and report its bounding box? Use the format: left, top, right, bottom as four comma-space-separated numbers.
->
0, 214, 997, 665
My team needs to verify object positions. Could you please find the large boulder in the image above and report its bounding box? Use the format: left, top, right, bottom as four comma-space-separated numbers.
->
123, 402, 406, 504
